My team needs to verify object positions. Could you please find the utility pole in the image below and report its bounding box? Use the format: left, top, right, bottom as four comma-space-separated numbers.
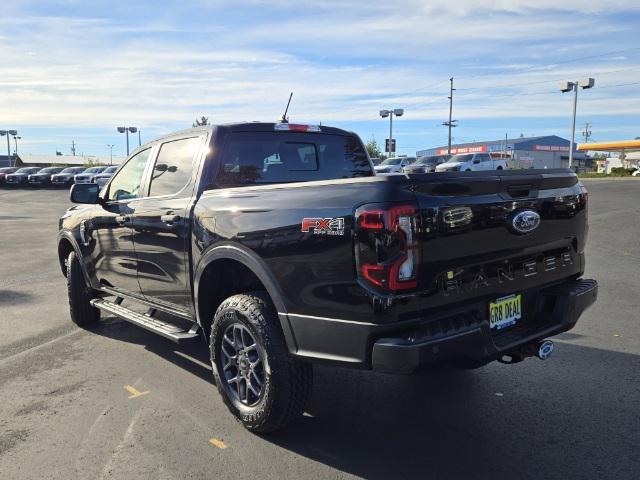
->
138, 129, 141, 147
71, 140, 76, 156
442, 77, 457, 154
582, 122, 592, 143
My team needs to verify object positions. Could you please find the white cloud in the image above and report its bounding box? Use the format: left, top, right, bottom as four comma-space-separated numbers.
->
0, 0, 639, 153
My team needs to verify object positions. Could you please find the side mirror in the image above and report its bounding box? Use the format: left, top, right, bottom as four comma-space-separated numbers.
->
70, 183, 100, 204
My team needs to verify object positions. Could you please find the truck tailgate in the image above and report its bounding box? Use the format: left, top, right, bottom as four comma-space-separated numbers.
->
407, 170, 587, 302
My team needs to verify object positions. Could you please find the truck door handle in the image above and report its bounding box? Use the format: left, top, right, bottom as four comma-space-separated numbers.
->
115, 215, 130, 225
161, 214, 181, 225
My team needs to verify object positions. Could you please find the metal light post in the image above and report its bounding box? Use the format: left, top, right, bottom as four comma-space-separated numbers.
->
561, 78, 595, 169
379, 108, 404, 157
13, 135, 21, 155
0, 130, 17, 167
117, 126, 138, 156
107, 144, 115, 165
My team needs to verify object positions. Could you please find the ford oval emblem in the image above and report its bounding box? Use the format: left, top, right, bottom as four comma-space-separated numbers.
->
511, 210, 541, 234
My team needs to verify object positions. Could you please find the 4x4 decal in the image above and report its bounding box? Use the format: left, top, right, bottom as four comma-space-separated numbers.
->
301, 217, 345, 236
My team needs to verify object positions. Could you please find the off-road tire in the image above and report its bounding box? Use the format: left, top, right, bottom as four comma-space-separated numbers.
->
210, 292, 312, 433
67, 251, 100, 326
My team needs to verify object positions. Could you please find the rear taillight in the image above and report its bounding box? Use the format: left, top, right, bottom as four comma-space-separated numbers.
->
355, 204, 419, 292
580, 184, 589, 227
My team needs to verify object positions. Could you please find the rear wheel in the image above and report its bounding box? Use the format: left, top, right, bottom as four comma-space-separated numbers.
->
66, 251, 100, 326
210, 292, 312, 433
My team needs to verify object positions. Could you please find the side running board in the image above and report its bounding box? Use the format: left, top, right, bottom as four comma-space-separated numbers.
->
91, 298, 201, 345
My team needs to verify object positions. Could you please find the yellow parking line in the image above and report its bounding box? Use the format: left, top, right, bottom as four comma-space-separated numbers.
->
209, 438, 227, 449
124, 385, 149, 399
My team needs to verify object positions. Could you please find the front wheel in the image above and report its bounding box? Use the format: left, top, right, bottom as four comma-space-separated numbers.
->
210, 293, 312, 433
66, 251, 100, 326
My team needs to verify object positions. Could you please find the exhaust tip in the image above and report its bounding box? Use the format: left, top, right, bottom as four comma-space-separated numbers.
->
537, 340, 554, 360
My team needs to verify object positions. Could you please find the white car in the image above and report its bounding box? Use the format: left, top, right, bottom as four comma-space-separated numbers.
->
374, 156, 416, 174
435, 153, 507, 172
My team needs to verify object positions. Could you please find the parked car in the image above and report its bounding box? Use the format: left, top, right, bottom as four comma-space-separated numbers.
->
5, 167, 42, 186
436, 153, 508, 172
403, 154, 451, 174
0, 167, 19, 185
51, 167, 88, 187
374, 156, 415, 174
91, 165, 119, 188
59, 122, 596, 433
27, 167, 65, 187
73, 166, 107, 184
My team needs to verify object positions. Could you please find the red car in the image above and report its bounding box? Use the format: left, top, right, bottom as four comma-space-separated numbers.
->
0, 167, 19, 185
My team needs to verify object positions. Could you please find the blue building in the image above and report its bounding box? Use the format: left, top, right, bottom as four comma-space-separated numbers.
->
417, 135, 585, 169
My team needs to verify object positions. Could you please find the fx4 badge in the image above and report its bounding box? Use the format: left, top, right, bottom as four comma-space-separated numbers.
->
301, 217, 345, 236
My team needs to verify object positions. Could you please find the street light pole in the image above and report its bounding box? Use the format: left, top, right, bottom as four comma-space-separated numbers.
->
13, 135, 21, 155
561, 78, 594, 169
107, 144, 114, 165
379, 108, 404, 158
389, 113, 393, 158
0, 130, 17, 167
117, 126, 138, 156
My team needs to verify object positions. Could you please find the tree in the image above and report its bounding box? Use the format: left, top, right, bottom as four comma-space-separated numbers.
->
366, 138, 386, 161
192, 116, 210, 127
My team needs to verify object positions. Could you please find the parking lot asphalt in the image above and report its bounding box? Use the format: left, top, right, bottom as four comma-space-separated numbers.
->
0, 180, 639, 480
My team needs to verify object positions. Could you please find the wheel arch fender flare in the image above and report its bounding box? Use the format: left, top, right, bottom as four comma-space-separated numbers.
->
57, 230, 92, 287
193, 243, 297, 352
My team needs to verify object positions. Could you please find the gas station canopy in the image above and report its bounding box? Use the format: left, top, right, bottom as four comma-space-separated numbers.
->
577, 140, 640, 152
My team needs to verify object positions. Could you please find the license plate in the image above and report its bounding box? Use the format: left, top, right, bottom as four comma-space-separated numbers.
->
489, 294, 522, 330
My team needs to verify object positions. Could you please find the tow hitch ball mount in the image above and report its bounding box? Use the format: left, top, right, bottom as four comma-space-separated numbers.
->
498, 339, 555, 364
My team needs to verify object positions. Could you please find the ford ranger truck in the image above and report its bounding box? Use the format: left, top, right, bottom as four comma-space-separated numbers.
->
58, 122, 597, 432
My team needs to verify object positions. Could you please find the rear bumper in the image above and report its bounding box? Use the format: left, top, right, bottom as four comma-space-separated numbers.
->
286, 278, 597, 373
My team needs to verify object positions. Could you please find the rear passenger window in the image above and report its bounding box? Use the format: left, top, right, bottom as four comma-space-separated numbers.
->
216, 132, 371, 186
148, 137, 201, 197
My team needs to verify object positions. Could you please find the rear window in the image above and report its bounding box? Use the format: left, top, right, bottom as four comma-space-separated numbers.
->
216, 132, 372, 186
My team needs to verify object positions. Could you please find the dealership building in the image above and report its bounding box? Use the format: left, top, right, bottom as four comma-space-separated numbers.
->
417, 135, 587, 169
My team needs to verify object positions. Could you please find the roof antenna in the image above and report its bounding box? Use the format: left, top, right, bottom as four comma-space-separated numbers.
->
280, 92, 293, 123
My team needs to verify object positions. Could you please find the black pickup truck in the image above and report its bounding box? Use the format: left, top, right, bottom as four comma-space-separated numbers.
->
58, 122, 597, 432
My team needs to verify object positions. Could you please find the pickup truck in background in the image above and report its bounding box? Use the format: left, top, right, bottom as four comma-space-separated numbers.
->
436, 152, 508, 172
58, 122, 597, 432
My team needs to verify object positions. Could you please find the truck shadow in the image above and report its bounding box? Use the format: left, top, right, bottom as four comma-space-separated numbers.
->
268, 342, 639, 479
87, 319, 638, 479
88, 317, 215, 385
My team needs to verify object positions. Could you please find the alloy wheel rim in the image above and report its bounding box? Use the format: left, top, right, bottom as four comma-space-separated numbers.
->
220, 322, 265, 406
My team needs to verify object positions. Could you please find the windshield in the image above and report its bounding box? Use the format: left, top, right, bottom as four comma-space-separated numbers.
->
380, 158, 402, 166
85, 167, 104, 173
104, 166, 118, 173
61, 167, 83, 173
39, 167, 61, 173
0, 167, 16, 173
16, 168, 39, 173
450, 154, 474, 163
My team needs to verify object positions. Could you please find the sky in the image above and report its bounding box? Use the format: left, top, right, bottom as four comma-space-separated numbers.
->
1, 0, 639, 158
